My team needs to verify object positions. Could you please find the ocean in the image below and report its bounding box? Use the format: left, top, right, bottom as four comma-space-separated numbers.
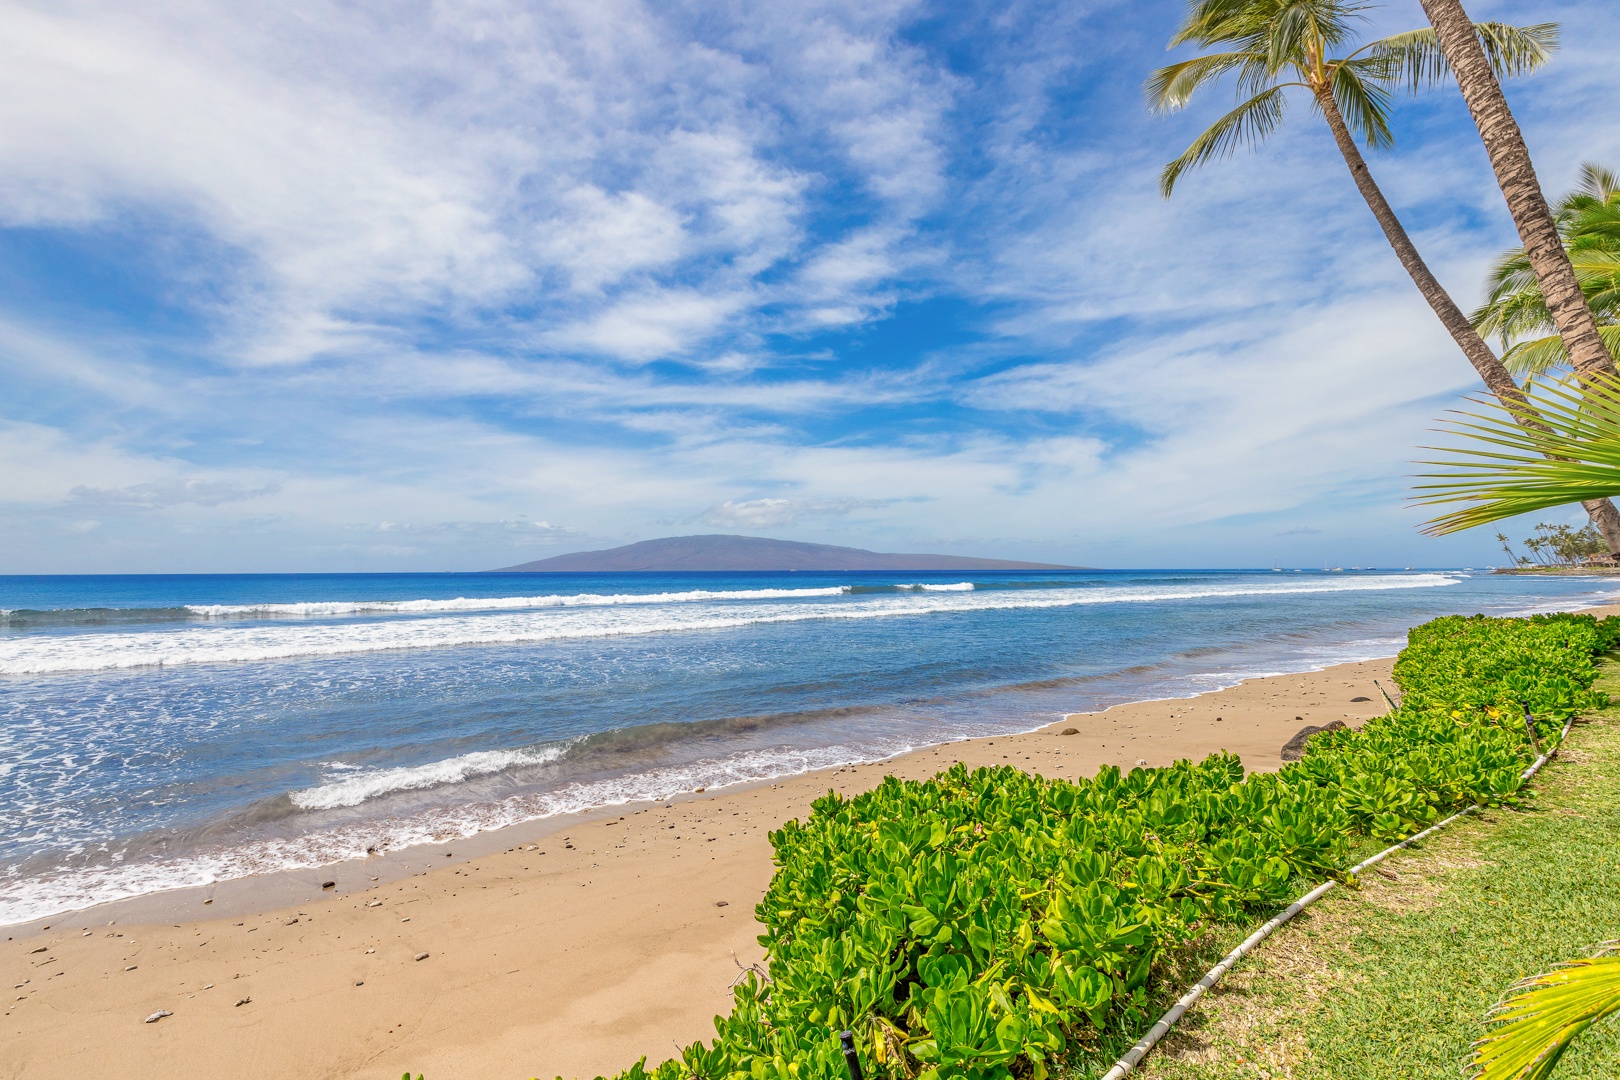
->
3, 567, 1617, 925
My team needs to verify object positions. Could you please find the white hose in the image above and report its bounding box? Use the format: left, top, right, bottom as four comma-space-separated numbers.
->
1097, 716, 1575, 1080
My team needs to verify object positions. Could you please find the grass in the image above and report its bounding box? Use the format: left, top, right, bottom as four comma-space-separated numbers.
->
1134, 664, 1620, 1080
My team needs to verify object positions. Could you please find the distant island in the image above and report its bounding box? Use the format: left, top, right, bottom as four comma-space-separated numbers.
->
492, 534, 1083, 572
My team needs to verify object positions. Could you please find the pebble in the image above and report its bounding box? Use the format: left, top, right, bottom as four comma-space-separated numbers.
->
367, 900, 383, 908
124, 965, 137, 971
355, 980, 365, 987
321, 881, 336, 890
145, 1010, 172, 1024
235, 997, 251, 1007
29, 947, 47, 954
1059, 727, 1078, 736
414, 952, 429, 962
714, 901, 729, 908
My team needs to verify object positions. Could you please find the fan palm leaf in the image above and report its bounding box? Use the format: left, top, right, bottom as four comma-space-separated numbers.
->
1470, 948, 1620, 1080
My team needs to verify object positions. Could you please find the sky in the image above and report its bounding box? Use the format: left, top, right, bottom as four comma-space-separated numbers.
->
3, 0, 1619, 573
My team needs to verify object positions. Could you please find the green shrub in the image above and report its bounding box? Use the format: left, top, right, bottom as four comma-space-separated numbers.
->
578, 614, 1619, 1080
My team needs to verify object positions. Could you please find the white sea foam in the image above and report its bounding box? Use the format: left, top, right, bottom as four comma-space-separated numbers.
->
184, 586, 852, 617
289, 745, 570, 810
894, 582, 975, 591
0, 742, 888, 926
0, 574, 1462, 676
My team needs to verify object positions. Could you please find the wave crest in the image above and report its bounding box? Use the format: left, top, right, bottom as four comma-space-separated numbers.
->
289, 745, 570, 810
0, 574, 1461, 676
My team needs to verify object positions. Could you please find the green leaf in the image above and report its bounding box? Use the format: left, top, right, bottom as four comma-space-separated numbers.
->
1472, 949, 1620, 1080
1414, 373, 1620, 533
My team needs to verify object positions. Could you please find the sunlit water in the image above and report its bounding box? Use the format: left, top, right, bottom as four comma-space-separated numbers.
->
3, 567, 1616, 924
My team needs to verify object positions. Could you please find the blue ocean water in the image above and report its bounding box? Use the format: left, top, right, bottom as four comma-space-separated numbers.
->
2, 567, 1617, 924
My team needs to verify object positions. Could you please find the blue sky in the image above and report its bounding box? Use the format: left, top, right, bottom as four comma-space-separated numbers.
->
2, 0, 1618, 572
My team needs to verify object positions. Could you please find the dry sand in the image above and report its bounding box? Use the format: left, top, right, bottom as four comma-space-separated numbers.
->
0, 655, 1410, 1080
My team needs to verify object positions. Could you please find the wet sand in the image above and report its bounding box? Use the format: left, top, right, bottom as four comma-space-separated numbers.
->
0, 654, 1413, 1080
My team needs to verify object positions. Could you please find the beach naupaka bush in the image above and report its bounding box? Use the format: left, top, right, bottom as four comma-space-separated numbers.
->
573, 614, 1618, 1080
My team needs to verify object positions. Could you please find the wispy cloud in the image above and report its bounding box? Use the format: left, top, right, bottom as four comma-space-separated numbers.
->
2, 0, 1615, 571
68, 479, 282, 510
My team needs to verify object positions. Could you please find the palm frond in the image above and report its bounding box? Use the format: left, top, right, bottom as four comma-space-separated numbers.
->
1268, 3, 1315, 74
1365, 23, 1557, 93
1474, 22, 1560, 80
1146, 51, 1265, 113
1329, 61, 1393, 149
1500, 336, 1570, 379
1169, 0, 1264, 49
1415, 374, 1620, 534
1471, 948, 1620, 1080
1159, 86, 1289, 196
1578, 162, 1620, 202
1363, 28, 1447, 92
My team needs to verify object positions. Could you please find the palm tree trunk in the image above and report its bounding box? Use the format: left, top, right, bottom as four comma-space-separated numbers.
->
1314, 85, 1620, 556
1419, 0, 1619, 382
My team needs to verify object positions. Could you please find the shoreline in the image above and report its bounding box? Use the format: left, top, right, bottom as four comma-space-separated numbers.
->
0, 590, 1603, 935
1, 654, 1404, 1080
1, 637, 1411, 935
5, 604, 1617, 1080
7, 578, 1617, 931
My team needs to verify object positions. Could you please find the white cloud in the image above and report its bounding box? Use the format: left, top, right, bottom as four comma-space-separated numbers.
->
4, 0, 1618, 571
68, 479, 281, 509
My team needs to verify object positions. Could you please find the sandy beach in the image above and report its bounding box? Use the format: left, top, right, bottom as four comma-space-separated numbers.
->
0, 650, 1422, 1080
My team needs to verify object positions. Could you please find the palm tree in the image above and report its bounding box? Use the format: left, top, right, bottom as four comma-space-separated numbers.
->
1420, 0, 1620, 384
1146, 1, 1620, 554
1473, 164, 1620, 379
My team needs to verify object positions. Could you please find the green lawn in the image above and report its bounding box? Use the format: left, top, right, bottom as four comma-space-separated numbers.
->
1135, 669, 1620, 1080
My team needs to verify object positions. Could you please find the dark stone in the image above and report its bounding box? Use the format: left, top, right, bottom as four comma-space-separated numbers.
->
1350, 696, 1372, 702
715, 901, 729, 907
321, 881, 335, 890
1059, 727, 1079, 736
1280, 719, 1348, 761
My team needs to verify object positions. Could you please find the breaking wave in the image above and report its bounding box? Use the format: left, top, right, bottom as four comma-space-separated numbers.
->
0, 574, 1461, 675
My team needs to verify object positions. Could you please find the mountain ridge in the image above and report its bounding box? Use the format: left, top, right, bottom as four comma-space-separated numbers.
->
492, 534, 1082, 572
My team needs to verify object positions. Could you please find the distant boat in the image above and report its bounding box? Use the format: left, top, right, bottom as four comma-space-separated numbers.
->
1332, 567, 1344, 572
1404, 566, 1412, 570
